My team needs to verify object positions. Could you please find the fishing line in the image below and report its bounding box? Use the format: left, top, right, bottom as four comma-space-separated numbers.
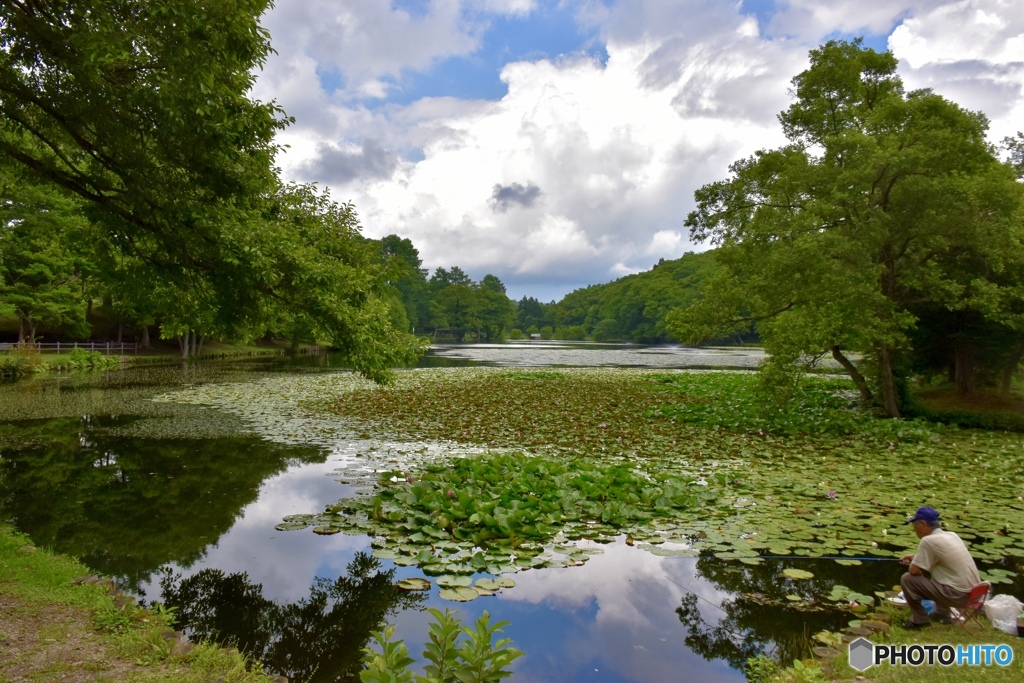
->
663, 573, 729, 615
757, 555, 901, 562
663, 573, 771, 651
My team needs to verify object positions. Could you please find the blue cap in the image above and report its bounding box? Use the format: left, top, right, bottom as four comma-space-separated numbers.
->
907, 506, 940, 524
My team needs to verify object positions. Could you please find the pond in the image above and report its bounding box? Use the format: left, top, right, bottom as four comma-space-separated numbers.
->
0, 345, 1019, 682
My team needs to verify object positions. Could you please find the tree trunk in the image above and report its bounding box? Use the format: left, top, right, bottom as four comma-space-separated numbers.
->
831, 346, 873, 403
190, 330, 198, 357
196, 335, 204, 356
116, 320, 123, 344
1000, 345, 1024, 400
179, 330, 190, 359
17, 316, 25, 345
141, 325, 150, 349
29, 321, 37, 344
876, 342, 901, 417
954, 340, 975, 396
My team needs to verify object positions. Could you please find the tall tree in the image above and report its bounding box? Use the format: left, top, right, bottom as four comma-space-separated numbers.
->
0, 3, 422, 377
0, 163, 89, 342
0, 1, 284, 324
667, 39, 1023, 416
380, 234, 428, 332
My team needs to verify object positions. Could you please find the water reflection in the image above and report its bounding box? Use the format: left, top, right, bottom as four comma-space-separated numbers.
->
419, 341, 772, 370
676, 555, 904, 668
0, 415, 323, 589
160, 553, 423, 683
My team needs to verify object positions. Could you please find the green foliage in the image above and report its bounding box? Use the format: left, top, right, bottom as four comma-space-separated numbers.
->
555, 251, 720, 342
321, 451, 705, 559
669, 39, 1024, 417
406, 452, 697, 531
777, 658, 828, 683
426, 271, 516, 341
744, 653, 780, 683
507, 328, 523, 340
0, 161, 90, 342
55, 348, 125, 371
360, 609, 523, 683
553, 324, 586, 340
0, 345, 45, 379
0, 5, 422, 380
652, 372, 940, 441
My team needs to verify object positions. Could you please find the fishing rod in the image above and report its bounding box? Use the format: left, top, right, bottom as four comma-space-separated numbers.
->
757, 555, 902, 562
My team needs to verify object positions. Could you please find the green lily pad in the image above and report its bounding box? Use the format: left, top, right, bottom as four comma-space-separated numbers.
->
436, 575, 473, 588
782, 568, 814, 580
439, 586, 480, 602
396, 578, 431, 591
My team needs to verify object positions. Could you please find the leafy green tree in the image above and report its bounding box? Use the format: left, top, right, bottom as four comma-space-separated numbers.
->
431, 283, 482, 340
0, 164, 89, 342
380, 235, 429, 333
0, 1, 284, 321
0, 2, 421, 378
515, 296, 554, 332
667, 39, 1023, 416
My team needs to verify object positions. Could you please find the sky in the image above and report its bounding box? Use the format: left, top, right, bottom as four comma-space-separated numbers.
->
252, 0, 1024, 302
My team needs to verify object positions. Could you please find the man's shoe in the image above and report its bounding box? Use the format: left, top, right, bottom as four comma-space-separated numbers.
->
935, 615, 955, 625
902, 619, 930, 629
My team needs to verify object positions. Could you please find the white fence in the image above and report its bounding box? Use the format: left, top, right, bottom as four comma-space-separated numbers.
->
0, 341, 138, 354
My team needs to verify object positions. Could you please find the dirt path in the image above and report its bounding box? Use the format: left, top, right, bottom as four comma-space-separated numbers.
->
0, 593, 154, 682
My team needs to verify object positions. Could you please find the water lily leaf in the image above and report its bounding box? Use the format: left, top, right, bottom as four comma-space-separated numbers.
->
439, 586, 479, 602
396, 578, 430, 591
436, 575, 473, 587
782, 568, 814, 580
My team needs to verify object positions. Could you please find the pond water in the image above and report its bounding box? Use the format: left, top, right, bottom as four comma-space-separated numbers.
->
0, 346, 993, 682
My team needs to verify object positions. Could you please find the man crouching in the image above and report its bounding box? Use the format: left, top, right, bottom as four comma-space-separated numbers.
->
899, 505, 982, 628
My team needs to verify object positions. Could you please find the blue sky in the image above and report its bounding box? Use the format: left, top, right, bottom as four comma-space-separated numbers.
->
255, 0, 1024, 302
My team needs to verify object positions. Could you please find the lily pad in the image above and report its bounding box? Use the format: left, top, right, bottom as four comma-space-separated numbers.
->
782, 568, 814, 580
439, 586, 480, 602
436, 575, 473, 588
396, 578, 431, 591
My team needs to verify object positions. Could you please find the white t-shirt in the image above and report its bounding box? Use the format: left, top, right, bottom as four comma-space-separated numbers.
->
912, 528, 982, 593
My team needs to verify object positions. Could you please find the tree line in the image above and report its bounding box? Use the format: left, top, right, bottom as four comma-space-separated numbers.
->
2, 5, 1019, 408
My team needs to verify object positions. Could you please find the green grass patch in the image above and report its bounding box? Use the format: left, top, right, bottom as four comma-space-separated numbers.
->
0, 523, 279, 682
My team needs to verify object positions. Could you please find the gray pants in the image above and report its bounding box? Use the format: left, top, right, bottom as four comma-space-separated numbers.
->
901, 573, 971, 625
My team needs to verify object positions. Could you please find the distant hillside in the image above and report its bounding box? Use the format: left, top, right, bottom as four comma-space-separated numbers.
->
551, 250, 720, 343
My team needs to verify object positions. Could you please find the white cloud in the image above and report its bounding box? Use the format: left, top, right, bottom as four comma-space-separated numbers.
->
255, 0, 1024, 300
888, 0, 1024, 141
270, 18, 794, 289
766, 0, 919, 40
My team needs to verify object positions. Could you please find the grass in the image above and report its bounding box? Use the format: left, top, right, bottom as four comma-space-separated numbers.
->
912, 386, 1024, 432
820, 616, 1024, 682
0, 522, 280, 682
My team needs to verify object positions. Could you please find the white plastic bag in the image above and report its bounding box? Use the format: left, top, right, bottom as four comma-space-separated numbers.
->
984, 594, 1022, 635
